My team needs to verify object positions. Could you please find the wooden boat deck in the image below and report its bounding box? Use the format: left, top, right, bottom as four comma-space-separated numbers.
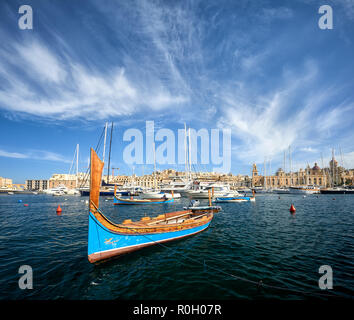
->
91, 205, 216, 235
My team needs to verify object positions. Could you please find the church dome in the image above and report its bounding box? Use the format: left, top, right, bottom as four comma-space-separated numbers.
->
312, 163, 320, 170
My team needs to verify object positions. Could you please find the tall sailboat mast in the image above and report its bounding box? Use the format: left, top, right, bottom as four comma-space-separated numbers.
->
102, 122, 108, 164
264, 157, 267, 189
332, 148, 335, 187
153, 141, 157, 189
339, 146, 345, 186
269, 157, 272, 188
321, 152, 326, 187
184, 123, 188, 177
289, 145, 292, 186
107, 122, 114, 184
188, 128, 192, 180
76, 144, 79, 188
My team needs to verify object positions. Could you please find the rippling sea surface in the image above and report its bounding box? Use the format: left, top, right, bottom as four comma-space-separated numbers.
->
0, 193, 353, 300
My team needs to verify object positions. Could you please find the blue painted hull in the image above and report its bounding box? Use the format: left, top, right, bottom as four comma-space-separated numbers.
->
88, 211, 210, 263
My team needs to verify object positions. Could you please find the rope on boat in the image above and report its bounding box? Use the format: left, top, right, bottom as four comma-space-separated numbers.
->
117, 223, 338, 298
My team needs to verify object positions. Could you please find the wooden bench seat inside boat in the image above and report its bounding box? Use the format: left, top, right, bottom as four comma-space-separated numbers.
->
92, 206, 213, 234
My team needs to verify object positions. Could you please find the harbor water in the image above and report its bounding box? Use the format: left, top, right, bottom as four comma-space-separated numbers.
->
0, 193, 353, 299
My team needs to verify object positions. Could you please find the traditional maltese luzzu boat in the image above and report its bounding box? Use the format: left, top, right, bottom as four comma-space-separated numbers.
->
88, 148, 219, 263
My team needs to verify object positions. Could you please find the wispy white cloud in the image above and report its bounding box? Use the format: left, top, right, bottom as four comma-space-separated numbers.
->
0, 148, 71, 163
217, 58, 354, 166
0, 149, 28, 159
15, 41, 67, 84
0, 32, 189, 120
316, 103, 354, 133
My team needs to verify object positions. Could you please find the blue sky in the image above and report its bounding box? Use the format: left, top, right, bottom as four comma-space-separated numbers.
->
1, 0, 354, 183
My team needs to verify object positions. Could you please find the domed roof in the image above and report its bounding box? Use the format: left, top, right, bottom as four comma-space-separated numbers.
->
312, 163, 320, 170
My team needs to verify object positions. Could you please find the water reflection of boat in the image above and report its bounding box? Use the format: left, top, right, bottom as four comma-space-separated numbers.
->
87, 148, 219, 263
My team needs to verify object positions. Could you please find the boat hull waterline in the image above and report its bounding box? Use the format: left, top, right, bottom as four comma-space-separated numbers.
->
213, 196, 255, 203
88, 211, 212, 263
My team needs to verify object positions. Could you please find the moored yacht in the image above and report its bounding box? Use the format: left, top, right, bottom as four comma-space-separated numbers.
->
43, 185, 68, 195
160, 178, 192, 194
253, 186, 273, 193
320, 187, 354, 194
272, 187, 290, 194
186, 183, 239, 199
140, 189, 181, 199
288, 186, 320, 194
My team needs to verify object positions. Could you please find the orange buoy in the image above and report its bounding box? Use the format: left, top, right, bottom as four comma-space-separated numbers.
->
56, 205, 62, 215
289, 204, 296, 214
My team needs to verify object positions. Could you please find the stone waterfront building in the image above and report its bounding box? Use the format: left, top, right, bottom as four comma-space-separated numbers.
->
26, 179, 48, 191
0, 177, 13, 188
251, 162, 328, 188
48, 173, 88, 189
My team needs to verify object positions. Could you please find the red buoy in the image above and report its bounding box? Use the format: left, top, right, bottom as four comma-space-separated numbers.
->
289, 204, 296, 214
24, 204, 29, 207
56, 205, 62, 215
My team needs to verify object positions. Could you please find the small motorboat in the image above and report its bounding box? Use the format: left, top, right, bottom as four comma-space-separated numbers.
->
113, 184, 176, 205
213, 197, 251, 203
213, 191, 256, 203
52, 191, 65, 196
140, 190, 181, 199
114, 197, 174, 205
183, 196, 221, 211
